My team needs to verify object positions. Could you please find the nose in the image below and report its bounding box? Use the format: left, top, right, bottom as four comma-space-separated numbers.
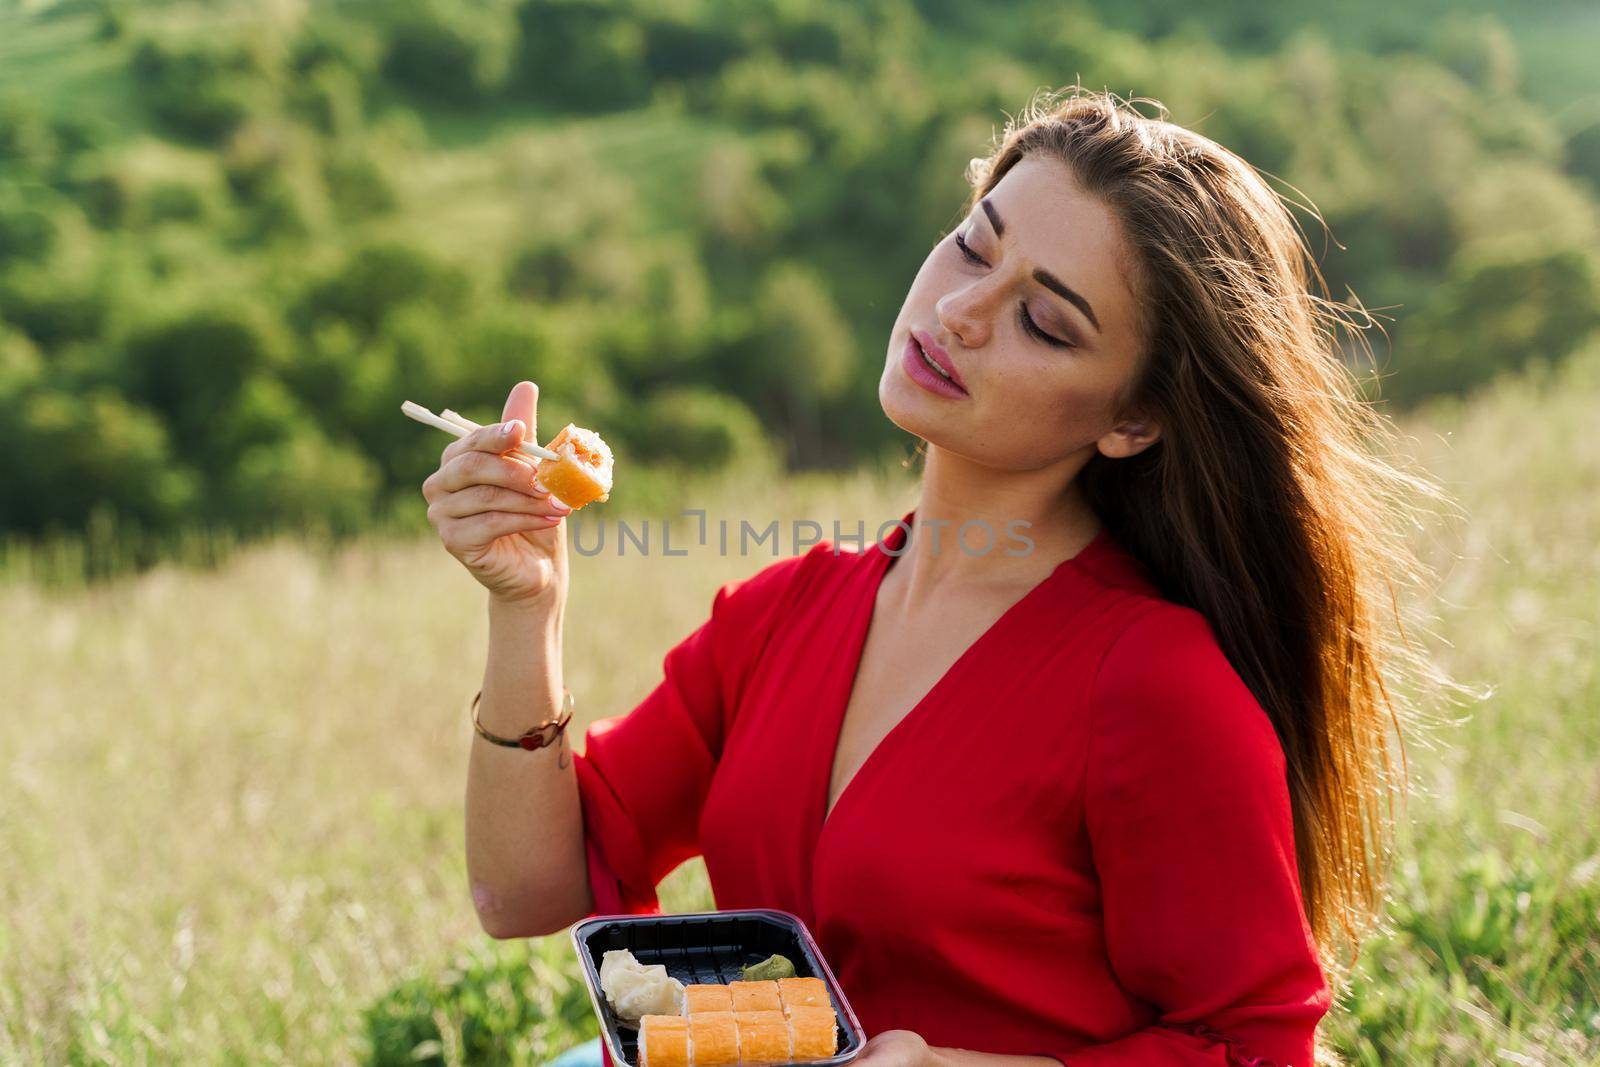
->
934, 276, 1004, 350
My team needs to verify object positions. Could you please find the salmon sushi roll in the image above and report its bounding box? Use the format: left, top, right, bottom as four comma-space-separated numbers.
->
727, 980, 782, 1013
687, 1010, 740, 1067
776, 976, 830, 1012
786, 1005, 839, 1059
639, 1015, 690, 1067
536, 423, 613, 509
683, 983, 735, 1014
733, 1010, 792, 1065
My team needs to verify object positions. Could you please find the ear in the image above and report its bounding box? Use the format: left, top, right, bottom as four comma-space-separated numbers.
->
1096, 413, 1162, 459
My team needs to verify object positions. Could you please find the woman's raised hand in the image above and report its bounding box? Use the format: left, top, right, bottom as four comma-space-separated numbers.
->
422, 380, 571, 608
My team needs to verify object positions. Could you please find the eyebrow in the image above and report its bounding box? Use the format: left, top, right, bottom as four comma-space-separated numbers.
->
981, 197, 1102, 333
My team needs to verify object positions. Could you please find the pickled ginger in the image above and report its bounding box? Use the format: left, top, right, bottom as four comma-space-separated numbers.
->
599, 948, 685, 1025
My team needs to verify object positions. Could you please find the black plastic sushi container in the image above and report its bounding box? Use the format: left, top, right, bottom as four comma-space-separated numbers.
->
570, 908, 866, 1067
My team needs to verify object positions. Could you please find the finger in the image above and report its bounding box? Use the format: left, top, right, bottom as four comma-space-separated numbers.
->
440, 419, 535, 467
439, 510, 555, 555
430, 484, 571, 521
434, 449, 552, 497
501, 380, 538, 448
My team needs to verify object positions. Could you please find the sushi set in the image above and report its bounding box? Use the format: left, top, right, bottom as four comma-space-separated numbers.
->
571, 909, 866, 1067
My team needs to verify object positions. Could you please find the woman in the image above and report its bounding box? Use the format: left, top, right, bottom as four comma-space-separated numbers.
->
423, 89, 1436, 1066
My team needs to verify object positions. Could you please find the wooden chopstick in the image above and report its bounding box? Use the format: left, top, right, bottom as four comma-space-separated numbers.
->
438, 409, 476, 430
400, 401, 559, 462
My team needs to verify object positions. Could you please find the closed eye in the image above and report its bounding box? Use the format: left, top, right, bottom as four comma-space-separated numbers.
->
953, 231, 1074, 350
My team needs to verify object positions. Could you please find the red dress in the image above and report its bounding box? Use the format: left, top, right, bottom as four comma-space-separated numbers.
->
572, 509, 1330, 1066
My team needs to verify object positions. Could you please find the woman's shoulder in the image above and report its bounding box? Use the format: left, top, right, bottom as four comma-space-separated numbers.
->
1086, 581, 1284, 770
1098, 596, 1234, 674
709, 539, 860, 627
1068, 528, 1233, 654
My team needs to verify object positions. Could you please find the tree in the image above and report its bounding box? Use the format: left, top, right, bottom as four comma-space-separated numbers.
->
119, 301, 289, 448
0, 387, 198, 536
1399, 246, 1600, 401
130, 35, 275, 144
381, 0, 519, 105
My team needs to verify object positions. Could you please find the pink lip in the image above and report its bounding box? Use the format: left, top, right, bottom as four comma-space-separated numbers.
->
911, 329, 965, 391
902, 333, 968, 398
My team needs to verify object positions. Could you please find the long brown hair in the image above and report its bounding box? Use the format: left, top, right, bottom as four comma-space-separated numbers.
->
962, 87, 1452, 961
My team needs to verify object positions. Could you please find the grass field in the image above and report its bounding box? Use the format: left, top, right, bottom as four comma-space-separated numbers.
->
3, 349, 1599, 1065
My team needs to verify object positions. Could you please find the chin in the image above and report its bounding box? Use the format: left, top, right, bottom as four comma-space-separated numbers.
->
879, 367, 951, 448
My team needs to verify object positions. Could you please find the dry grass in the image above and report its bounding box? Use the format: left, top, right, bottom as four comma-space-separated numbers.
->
0, 464, 916, 1063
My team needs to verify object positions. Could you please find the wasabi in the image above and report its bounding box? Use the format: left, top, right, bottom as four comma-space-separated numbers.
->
739, 953, 797, 982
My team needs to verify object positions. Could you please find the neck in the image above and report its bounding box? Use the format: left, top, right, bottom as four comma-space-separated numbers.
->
891, 443, 1103, 600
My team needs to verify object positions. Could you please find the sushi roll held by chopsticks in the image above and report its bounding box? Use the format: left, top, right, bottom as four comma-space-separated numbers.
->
401, 400, 614, 510
537, 423, 613, 508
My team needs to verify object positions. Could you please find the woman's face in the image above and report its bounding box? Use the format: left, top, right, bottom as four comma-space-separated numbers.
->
881, 154, 1157, 471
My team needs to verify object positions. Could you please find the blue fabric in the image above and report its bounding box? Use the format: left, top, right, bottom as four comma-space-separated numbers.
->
545, 1035, 605, 1067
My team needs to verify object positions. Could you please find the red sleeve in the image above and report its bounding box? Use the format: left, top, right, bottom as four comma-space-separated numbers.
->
572, 549, 815, 918
1060, 604, 1331, 1067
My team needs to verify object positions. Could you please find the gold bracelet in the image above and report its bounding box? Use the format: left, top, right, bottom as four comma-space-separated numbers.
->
470, 687, 574, 750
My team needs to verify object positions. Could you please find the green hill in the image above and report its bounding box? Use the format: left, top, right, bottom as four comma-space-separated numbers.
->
1, 0, 1598, 558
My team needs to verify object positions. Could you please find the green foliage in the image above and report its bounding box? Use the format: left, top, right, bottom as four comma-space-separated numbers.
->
290, 10, 386, 85
93, 0, 130, 43
1397, 246, 1600, 401
1564, 109, 1600, 196
129, 34, 274, 144
47, 112, 114, 164
0, 325, 41, 390
221, 121, 309, 213
635, 5, 743, 85
0, 385, 198, 537
1428, 13, 1520, 94
3, 0, 1600, 580
504, 237, 582, 304
362, 936, 599, 1067
321, 143, 398, 221
709, 260, 855, 464
66, 164, 136, 229
293, 241, 472, 339
142, 178, 209, 225
0, 268, 111, 351
514, 0, 653, 111
0, 188, 58, 265
581, 237, 716, 398
626, 385, 776, 473
452, 305, 586, 407
0, 94, 59, 174
504, 229, 648, 307
381, 0, 520, 106
119, 300, 289, 448
212, 410, 383, 535
1331, 840, 1600, 1062
290, 62, 367, 138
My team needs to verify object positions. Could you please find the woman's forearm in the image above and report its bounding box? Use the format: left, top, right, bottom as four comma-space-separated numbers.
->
464, 595, 591, 938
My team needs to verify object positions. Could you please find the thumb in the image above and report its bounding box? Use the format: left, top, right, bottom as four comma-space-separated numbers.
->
500, 380, 538, 444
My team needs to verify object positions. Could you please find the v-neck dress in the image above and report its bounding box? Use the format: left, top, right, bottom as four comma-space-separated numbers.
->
571, 509, 1330, 1066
